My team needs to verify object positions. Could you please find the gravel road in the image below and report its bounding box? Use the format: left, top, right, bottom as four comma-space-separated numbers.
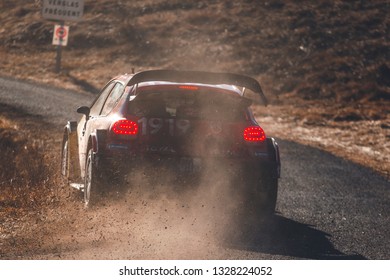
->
0, 76, 389, 259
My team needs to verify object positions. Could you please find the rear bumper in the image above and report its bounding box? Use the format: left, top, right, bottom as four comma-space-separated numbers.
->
96, 152, 277, 180
97, 137, 280, 177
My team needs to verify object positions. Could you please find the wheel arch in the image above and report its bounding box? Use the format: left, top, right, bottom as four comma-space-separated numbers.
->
267, 137, 281, 178
85, 129, 107, 173
88, 129, 107, 154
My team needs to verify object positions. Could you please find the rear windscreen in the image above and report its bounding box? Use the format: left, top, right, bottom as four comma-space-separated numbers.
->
128, 90, 247, 121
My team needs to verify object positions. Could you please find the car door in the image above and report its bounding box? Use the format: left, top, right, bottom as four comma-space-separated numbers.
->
78, 81, 116, 174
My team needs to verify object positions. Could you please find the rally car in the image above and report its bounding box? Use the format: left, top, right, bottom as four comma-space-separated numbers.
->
61, 70, 280, 214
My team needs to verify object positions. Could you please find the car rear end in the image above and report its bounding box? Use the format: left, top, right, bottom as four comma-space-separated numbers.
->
100, 83, 279, 187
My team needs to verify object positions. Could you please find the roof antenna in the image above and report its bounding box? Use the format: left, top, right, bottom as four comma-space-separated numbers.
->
131, 68, 135, 74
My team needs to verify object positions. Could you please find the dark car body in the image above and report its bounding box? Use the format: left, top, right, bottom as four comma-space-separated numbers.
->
61, 70, 280, 212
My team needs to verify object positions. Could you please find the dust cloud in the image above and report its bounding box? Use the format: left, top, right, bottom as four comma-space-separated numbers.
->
70, 97, 258, 259
82, 158, 250, 259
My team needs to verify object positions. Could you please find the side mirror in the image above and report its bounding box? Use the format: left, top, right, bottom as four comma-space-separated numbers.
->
77, 106, 90, 119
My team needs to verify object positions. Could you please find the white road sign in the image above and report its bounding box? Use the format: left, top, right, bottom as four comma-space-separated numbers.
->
42, 0, 84, 22
52, 25, 69, 46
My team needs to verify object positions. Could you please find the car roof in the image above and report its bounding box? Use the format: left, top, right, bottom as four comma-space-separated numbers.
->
113, 73, 133, 84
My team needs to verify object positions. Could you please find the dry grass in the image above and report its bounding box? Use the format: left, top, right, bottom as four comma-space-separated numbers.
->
0, 105, 61, 226
254, 104, 390, 178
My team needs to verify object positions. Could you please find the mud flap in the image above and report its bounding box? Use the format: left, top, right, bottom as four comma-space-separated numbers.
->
63, 121, 82, 184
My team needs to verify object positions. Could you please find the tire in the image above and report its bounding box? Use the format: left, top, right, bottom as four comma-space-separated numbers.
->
261, 172, 278, 215
84, 148, 100, 208
245, 167, 278, 219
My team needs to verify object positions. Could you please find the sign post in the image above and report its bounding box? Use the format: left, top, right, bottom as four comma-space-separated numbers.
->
56, 43, 62, 73
42, 0, 84, 73
53, 22, 69, 72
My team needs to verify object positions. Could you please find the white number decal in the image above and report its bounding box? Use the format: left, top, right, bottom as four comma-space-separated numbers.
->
176, 119, 190, 134
166, 118, 175, 136
138, 117, 148, 135
138, 118, 190, 136
149, 118, 163, 134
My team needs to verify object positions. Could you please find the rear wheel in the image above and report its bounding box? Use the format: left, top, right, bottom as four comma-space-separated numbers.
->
84, 148, 100, 208
245, 167, 278, 219
260, 173, 278, 215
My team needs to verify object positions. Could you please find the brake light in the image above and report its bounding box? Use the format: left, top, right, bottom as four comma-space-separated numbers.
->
244, 126, 266, 142
179, 85, 199, 90
112, 120, 138, 135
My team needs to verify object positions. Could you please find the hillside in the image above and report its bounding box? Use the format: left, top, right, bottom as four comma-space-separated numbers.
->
1, 1, 389, 104
0, 0, 389, 176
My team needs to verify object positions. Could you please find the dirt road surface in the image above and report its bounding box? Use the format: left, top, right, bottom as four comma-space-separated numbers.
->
0, 77, 389, 259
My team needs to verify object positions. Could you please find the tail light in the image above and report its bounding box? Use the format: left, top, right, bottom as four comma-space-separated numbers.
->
179, 85, 199, 90
244, 126, 266, 142
111, 120, 138, 135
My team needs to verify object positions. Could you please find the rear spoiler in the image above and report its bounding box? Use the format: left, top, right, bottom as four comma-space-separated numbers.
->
126, 70, 268, 106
